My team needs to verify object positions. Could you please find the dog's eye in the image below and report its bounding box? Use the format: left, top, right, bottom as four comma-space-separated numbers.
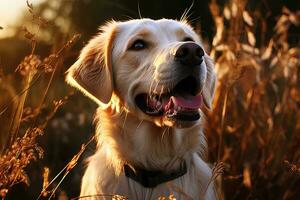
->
129, 39, 147, 50
183, 37, 194, 42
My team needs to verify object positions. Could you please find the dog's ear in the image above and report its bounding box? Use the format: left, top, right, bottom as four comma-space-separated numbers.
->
66, 21, 117, 108
202, 55, 216, 109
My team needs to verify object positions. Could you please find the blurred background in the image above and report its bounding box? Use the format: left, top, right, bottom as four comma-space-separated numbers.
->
0, 0, 299, 199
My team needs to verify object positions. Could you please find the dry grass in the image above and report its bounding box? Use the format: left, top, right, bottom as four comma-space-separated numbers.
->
0, 37, 79, 199
0, 0, 299, 199
206, 0, 300, 199
0, 2, 80, 199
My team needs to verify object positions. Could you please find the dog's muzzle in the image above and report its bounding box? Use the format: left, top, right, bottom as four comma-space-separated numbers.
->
135, 42, 206, 124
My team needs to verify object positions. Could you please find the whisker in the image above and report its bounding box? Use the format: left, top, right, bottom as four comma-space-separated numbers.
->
147, 80, 155, 106
180, 1, 194, 22
159, 86, 164, 99
134, 120, 144, 134
161, 127, 169, 141
137, 0, 142, 19
153, 80, 160, 94
148, 77, 155, 96
122, 110, 128, 130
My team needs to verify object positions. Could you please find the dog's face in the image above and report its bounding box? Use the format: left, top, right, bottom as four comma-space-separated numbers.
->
67, 19, 216, 128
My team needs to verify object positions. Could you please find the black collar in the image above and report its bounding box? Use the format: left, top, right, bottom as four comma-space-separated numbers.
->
124, 161, 187, 188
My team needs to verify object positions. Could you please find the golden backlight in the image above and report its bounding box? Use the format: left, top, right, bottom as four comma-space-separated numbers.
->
0, 0, 44, 38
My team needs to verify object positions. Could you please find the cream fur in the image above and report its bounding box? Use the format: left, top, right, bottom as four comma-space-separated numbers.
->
66, 18, 217, 200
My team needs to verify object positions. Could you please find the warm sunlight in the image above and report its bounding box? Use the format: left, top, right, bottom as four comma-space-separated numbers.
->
0, 0, 43, 38
0, 0, 299, 199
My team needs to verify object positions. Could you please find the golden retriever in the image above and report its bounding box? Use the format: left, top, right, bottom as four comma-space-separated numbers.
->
66, 18, 216, 200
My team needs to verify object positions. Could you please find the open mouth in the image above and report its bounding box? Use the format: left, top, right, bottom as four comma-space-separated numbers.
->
135, 76, 203, 122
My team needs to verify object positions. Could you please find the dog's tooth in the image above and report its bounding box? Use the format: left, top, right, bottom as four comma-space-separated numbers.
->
178, 106, 182, 111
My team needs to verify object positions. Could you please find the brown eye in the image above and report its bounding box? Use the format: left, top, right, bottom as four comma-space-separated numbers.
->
183, 37, 194, 42
129, 39, 147, 50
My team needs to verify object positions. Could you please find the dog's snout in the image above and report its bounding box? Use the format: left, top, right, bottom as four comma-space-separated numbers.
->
175, 42, 204, 66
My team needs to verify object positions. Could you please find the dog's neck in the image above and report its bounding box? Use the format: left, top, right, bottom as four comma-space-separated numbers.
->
95, 106, 207, 174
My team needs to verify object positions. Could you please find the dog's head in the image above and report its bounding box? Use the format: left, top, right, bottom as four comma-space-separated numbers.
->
66, 19, 216, 128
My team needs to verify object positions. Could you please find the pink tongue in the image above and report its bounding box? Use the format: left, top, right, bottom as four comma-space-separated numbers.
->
164, 95, 203, 110
171, 95, 202, 109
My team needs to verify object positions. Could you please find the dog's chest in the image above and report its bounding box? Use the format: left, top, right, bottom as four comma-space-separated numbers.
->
81, 153, 216, 200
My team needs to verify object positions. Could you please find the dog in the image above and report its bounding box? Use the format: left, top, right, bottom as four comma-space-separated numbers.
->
66, 18, 217, 200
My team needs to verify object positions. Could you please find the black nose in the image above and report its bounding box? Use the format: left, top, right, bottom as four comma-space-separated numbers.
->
175, 42, 205, 66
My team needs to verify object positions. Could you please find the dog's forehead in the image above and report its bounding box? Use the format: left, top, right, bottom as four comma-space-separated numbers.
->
116, 18, 196, 38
